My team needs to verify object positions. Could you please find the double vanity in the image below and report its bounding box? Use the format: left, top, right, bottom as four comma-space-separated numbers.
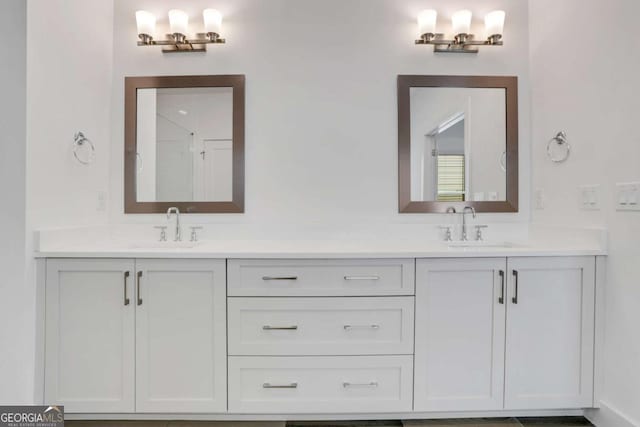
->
35, 233, 605, 420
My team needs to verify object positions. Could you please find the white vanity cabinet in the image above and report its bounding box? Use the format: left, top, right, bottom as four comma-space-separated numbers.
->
414, 256, 596, 412
45, 259, 136, 413
414, 258, 507, 412
227, 258, 416, 414
134, 259, 227, 413
44, 258, 227, 414
504, 257, 595, 410
42, 254, 601, 418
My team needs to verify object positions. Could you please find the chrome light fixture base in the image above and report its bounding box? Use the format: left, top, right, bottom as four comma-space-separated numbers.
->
137, 32, 226, 54
415, 33, 503, 54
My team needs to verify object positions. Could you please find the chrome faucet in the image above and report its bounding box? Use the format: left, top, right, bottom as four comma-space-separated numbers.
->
461, 206, 476, 241
166, 207, 181, 241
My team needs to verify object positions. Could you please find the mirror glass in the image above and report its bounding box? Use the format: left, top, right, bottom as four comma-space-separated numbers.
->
409, 87, 507, 203
136, 87, 234, 203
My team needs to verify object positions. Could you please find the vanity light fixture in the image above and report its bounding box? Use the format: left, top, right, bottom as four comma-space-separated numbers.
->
415, 9, 505, 53
136, 8, 226, 53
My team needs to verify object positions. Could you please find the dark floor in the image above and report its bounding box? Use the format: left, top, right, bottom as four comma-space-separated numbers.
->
65, 417, 594, 427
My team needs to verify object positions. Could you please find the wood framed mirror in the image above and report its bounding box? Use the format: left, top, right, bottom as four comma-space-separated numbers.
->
125, 75, 245, 214
398, 75, 518, 213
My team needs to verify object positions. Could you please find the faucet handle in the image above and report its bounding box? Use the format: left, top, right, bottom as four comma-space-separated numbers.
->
189, 226, 204, 242
439, 226, 453, 242
154, 226, 168, 242
475, 225, 488, 241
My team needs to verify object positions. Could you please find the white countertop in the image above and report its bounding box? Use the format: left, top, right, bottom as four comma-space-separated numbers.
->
34, 238, 607, 259
33, 224, 608, 259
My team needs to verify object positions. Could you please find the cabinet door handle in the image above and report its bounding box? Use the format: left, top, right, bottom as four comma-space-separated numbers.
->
498, 270, 505, 304
262, 276, 298, 281
124, 271, 131, 306
343, 381, 378, 388
137, 271, 143, 306
262, 325, 298, 331
344, 324, 380, 331
344, 276, 380, 281
512, 270, 519, 304
263, 382, 298, 389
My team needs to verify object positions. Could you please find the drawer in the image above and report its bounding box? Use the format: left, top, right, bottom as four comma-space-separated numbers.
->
228, 356, 413, 413
227, 259, 415, 296
228, 297, 414, 356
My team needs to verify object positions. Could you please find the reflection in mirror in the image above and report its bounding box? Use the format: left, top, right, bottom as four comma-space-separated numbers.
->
410, 87, 506, 203
136, 87, 233, 203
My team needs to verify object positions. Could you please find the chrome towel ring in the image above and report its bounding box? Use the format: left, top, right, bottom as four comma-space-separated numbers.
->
547, 131, 570, 163
73, 131, 95, 165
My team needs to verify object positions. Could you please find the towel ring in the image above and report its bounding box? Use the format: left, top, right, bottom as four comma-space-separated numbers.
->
73, 132, 95, 165
547, 131, 570, 163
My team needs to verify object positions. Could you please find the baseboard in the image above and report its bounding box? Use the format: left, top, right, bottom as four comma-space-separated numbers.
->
65, 409, 584, 421
586, 402, 638, 427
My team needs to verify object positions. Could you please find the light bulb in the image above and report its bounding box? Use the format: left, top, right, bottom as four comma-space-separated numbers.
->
452, 10, 472, 36
418, 10, 437, 36
485, 10, 505, 37
168, 9, 189, 35
135, 10, 156, 38
203, 9, 223, 35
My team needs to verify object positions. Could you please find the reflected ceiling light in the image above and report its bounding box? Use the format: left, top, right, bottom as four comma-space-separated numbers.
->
415, 9, 505, 54
136, 8, 226, 53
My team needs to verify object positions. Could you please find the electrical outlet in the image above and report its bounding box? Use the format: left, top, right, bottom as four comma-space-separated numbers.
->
534, 189, 545, 210
616, 182, 640, 211
97, 191, 107, 212
580, 185, 600, 211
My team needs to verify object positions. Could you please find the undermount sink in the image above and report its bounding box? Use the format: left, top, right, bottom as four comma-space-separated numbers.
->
447, 241, 516, 249
128, 241, 203, 250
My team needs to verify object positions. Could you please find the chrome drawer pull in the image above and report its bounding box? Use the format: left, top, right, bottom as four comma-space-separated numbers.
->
263, 325, 299, 331
262, 276, 298, 281
343, 381, 378, 388
263, 382, 298, 389
344, 276, 380, 281
344, 324, 380, 330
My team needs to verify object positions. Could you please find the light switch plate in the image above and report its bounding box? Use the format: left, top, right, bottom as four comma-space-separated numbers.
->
616, 182, 640, 211
580, 185, 601, 211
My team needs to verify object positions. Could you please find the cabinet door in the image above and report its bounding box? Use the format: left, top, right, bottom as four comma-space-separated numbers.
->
135, 259, 227, 413
45, 259, 135, 413
414, 258, 507, 411
505, 257, 595, 409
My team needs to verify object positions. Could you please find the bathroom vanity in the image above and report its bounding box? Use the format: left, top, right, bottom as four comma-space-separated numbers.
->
35, 238, 606, 421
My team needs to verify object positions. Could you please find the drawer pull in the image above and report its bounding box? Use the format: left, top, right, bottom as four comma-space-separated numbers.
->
344, 276, 380, 281
343, 381, 378, 388
263, 325, 299, 331
344, 324, 380, 330
262, 276, 298, 281
263, 382, 298, 389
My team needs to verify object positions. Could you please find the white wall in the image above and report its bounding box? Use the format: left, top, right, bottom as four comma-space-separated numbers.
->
0, 0, 28, 404
529, 0, 640, 424
111, 0, 531, 227
27, 0, 114, 230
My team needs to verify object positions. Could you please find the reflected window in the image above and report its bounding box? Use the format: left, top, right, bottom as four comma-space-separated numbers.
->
437, 155, 465, 202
